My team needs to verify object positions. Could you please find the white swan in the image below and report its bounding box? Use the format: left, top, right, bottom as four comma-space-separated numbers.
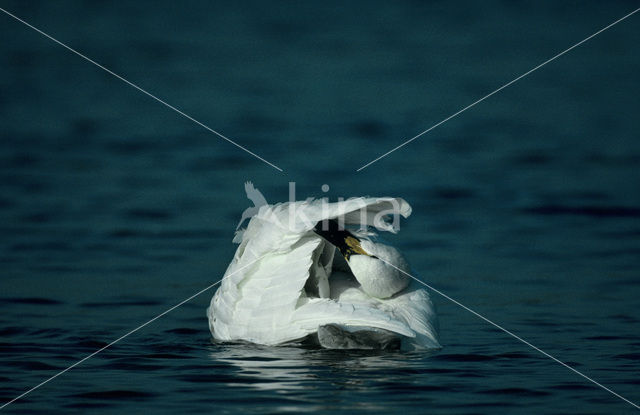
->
207, 195, 440, 350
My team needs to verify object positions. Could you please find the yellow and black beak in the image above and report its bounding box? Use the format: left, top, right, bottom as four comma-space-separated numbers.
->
313, 220, 374, 261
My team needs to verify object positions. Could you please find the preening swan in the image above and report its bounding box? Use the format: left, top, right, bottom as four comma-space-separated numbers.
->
312, 219, 410, 299
207, 190, 440, 350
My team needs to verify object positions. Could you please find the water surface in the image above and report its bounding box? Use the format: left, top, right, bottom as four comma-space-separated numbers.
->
1, 1, 639, 413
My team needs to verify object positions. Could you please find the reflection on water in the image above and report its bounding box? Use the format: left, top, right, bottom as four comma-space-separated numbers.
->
209, 343, 437, 412
212, 344, 319, 392
212, 343, 426, 383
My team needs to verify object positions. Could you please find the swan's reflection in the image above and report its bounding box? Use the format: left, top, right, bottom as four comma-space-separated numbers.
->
209, 341, 436, 395
210, 343, 316, 392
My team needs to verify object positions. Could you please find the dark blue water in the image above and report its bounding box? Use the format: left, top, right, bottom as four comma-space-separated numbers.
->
1, 1, 639, 413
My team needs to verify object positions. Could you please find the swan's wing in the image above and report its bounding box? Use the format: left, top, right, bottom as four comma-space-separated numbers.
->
292, 298, 415, 338
316, 197, 412, 223
329, 280, 440, 349
339, 197, 411, 233
256, 197, 412, 234
209, 231, 321, 345
380, 284, 440, 349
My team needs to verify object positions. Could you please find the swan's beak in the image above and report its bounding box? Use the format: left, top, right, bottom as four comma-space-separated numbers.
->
313, 220, 373, 260
343, 235, 371, 259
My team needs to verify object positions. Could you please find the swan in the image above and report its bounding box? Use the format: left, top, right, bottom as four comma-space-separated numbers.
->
207, 192, 440, 350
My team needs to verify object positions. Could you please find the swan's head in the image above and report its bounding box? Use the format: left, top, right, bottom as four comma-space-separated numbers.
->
312, 220, 375, 260
313, 220, 410, 298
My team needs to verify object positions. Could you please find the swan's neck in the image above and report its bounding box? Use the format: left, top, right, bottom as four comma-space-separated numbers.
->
348, 254, 410, 299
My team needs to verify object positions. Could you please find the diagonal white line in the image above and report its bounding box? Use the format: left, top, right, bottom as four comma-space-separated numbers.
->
376, 257, 640, 410
356, 7, 640, 171
0, 255, 264, 410
0, 7, 283, 172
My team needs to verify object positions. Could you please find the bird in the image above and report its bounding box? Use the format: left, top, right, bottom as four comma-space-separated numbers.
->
208, 191, 440, 350
235, 181, 269, 230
